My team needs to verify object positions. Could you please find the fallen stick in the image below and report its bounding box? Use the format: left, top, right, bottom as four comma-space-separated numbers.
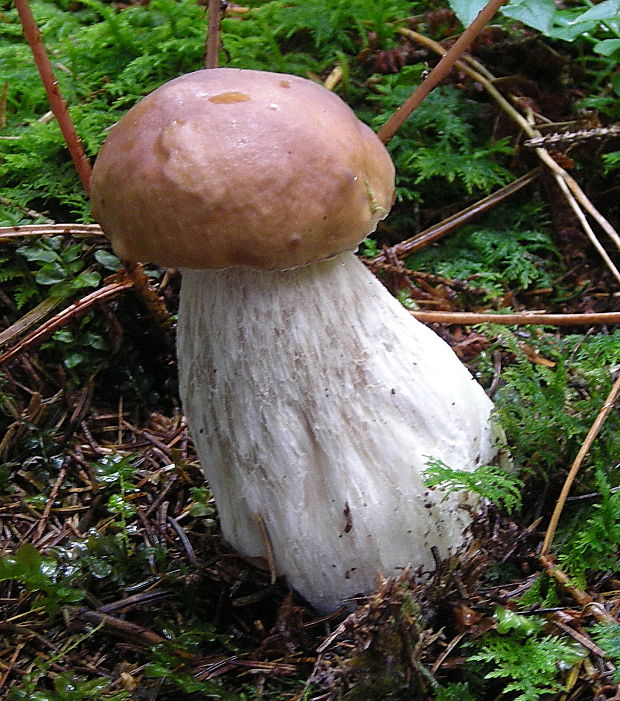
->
411, 310, 620, 326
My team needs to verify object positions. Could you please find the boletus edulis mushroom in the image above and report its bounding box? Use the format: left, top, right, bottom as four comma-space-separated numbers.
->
91, 68, 505, 613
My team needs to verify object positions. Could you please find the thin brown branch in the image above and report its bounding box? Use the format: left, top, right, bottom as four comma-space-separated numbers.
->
0, 196, 55, 223
0, 280, 134, 367
68, 609, 167, 647
523, 125, 620, 148
97, 590, 172, 615
377, 0, 507, 143
0, 223, 103, 239
369, 169, 540, 264
548, 615, 608, 658
33, 462, 68, 543
536, 145, 620, 255
540, 556, 617, 624
167, 515, 198, 567
399, 29, 620, 284
15, 0, 92, 193
541, 372, 620, 556
0, 296, 62, 348
410, 311, 620, 326
205, 0, 222, 69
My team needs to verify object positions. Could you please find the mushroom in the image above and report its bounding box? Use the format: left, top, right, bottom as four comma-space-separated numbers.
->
91, 68, 504, 613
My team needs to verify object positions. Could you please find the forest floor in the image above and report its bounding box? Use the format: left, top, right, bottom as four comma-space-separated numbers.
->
1, 0, 620, 698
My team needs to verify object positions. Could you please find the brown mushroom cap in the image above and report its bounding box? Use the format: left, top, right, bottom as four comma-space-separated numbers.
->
90, 68, 395, 270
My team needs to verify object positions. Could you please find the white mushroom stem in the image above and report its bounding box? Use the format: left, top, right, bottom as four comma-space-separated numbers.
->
177, 251, 502, 613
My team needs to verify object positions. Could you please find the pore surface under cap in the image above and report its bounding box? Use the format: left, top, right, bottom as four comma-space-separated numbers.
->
91, 68, 395, 270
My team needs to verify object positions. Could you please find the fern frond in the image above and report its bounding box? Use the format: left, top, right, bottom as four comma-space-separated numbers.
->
468, 626, 583, 701
0, 268, 24, 284
14, 286, 38, 310
408, 144, 512, 194
557, 465, 620, 585
591, 622, 620, 682
424, 459, 523, 514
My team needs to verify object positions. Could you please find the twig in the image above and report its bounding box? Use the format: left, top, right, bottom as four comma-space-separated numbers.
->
411, 310, 620, 326
0, 223, 103, 239
205, 0, 222, 69
430, 632, 466, 674
536, 145, 620, 254
68, 608, 167, 646
369, 169, 540, 264
377, 0, 508, 143
399, 29, 620, 282
98, 590, 172, 615
0, 642, 25, 690
15, 0, 92, 192
523, 125, 620, 148
0, 296, 62, 348
167, 515, 198, 567
540, 557, 616, 624
541, 372, 620, 556
33, 462, 68, 542
548, 615, 607, 657
0, 280, 134, 367
0, 196, 55, 223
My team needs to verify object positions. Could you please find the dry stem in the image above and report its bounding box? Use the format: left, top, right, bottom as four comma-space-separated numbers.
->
377, 0, 508, 143
369, 169, 540, 264
541, 372, 620, 556
205, 0, 222, 69
15, 0, 92, 192
399, 29, 620, 283
0, 224, 102, 239
410, 311, 620, 326
33, 463, 68, 543
0, 280, 133, 367
541, 556, 617, 624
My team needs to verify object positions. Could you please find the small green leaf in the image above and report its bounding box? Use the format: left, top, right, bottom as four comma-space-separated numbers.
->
547, 20, 597, 41
94, 249, 121, 270
594, 38, 620, 57
64, 352, 85, 369
107, 494, 136, 517
501, 0, 557, 34
35, 263, 67, 285
53, 329, 74, 343
495, 606, 541, 636
88, 558, 113, 578
56, 586, 86, 603
446, 0, 486, 27
15, 543, 43, 576
569, 0, 620, 24
424, 459, 522, 514
72, 270, 101, 289
16, 246, 58, 263
189, 502, 215, 518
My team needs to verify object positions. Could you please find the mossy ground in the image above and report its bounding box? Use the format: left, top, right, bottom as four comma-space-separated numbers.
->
1, 0, 619, 698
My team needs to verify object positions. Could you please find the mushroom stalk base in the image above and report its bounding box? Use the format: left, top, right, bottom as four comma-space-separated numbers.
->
178, 252, 502, 613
